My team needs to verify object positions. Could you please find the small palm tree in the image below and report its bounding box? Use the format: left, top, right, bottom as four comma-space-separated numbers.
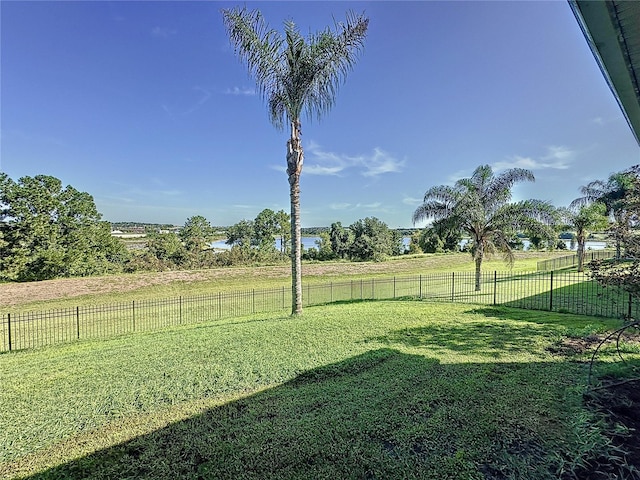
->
558, 203, 609, 272
412, 165, 556, 290
222, 7, 368, 315
571, 170, 636, 259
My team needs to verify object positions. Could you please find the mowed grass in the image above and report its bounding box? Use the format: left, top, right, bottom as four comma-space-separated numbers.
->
1, 301, 633, 479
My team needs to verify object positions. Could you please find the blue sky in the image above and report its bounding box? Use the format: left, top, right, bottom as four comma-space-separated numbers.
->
2, 1, 639, 228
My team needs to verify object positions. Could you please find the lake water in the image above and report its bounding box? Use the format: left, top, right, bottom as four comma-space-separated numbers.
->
211, 237, 324, 251
212, 237, 608, 251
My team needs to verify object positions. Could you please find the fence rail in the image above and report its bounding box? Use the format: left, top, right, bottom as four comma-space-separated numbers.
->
1, 271, 636, 352
536, 250, 615, 271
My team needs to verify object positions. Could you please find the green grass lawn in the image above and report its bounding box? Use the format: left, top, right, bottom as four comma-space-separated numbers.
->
1, 300, 636, 479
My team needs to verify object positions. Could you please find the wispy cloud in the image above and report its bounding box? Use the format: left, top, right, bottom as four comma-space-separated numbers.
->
151, 26, 177, 38
183, 87, 211, 115
543, 145, 574, 163
224, 86, 256, 96
360, 148, 405, 177
109, 180, 182, 200
492, 145, 574, 171
304, 165, 345, 175
403, 196, 424, 206
592, 115, 621, 126
330, 203, 352, 210
305, 142, 404, 177
329, 202, 385, 212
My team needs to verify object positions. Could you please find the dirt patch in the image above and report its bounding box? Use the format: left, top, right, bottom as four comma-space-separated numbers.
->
547, 335, 603, 356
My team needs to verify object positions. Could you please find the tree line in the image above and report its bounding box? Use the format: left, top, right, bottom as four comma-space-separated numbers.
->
1, 165, 638, 283
0, 174, 408, 280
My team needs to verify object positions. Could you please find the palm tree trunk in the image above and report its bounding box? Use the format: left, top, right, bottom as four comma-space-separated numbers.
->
577, 232, 585, 272
287, 120, 303, 315
474, 253, 482, 291
577, 242, 584, 272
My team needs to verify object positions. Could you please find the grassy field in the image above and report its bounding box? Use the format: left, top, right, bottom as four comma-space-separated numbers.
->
1, 300, 637, 479
0, 251, 570, 311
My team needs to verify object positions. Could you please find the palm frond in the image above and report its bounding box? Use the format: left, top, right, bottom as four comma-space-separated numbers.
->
223, 8, 368, 131
412, 201, 453, 225
486, 168, 534, 204
222, 7, 284, 104
302, 12, 368, 122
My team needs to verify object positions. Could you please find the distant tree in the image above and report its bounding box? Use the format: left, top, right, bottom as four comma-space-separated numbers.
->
146, 230, 186, 267
418, 227, 444, 254
349, 217, 402, 261
418, 218, 462, 253
329, 222, 352, 259
0, 173, 128, 281
412, 165, 556, 290
275, 209, 291, 254
222, 7, 368, 314
408, 230, 423, 254
559, 203, 609, 272
254, 209, 279, 251
226, 220, 254, 249
305, 231, 334, 261
180, 215, 216, 252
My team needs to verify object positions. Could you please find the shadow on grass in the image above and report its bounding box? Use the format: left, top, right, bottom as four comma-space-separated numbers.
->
21, 349, 591, 480
372, 308, 558, 359
500, 277, 638, 320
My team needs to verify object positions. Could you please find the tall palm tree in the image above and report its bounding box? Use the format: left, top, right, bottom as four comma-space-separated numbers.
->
412, 165, 556, 291
222, 7, 368, 315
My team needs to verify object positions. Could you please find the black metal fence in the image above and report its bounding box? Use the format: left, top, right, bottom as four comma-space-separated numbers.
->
536, 250, 615, 271
1, 271, 636, 352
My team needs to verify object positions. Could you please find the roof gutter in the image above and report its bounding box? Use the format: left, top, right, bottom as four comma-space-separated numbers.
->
569, 0, 640, 146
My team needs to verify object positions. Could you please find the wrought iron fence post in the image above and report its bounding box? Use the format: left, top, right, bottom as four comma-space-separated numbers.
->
629, 293, 633, 319
549, 271, 554, 312
132, 300, 136, 331
393, 276, 396, 299
76, 307, 80, 339
451, 272, 455, 302
419, 274, 422, 299
7, 313, 11, 352
493, 271, 497, 305
179, 296, 182, 324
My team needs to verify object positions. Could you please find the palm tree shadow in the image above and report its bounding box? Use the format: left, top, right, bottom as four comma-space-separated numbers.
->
23, 349, 576, 480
